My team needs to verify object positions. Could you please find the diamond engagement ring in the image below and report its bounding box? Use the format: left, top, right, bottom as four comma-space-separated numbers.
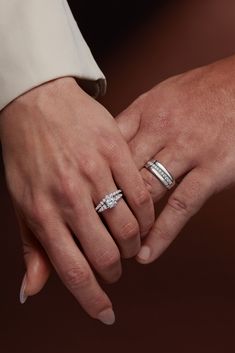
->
95, 190, 123, 213
144, 160, 175, 190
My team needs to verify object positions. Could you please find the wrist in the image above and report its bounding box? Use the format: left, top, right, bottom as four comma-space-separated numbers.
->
0, 77, 79, 139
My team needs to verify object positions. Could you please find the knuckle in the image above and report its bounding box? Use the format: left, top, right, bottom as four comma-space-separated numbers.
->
133, 187, 151, 208
64, 266, 92, 290
167, 195, 191, 215
96, 250, 120, 273
58, 175, 77, 204
25, 197, 50, 231
119, 221, 140, 241
79, 156, 100, 177
101, 136, 121, 159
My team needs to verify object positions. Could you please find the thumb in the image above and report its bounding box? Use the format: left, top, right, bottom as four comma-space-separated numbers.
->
15, 208, 51, 303
115, 103, 141, 142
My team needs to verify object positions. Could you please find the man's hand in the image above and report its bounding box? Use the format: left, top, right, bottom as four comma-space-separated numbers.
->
0, 77, 154, 324
116, 55, 235, 264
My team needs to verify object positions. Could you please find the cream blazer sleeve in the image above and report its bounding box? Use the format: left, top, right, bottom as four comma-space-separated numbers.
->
0, 0, 106, 111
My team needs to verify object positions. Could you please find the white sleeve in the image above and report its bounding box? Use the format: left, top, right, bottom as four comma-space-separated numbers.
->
0, 0, 106, 111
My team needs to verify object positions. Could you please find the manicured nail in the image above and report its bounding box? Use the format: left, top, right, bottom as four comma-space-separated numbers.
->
19, 274, 28, 304
137, 245, 151, 263
97, 308, 115, 325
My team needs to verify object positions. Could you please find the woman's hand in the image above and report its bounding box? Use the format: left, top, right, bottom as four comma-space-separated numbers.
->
0, 77, 154, 324
116, 55, 235, 264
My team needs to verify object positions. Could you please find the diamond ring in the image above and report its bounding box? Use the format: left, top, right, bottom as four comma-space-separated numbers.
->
144, 160, 175, 190
95, 190, 123, 213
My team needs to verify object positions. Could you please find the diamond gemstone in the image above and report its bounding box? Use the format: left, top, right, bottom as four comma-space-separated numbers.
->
105, 196, 117, 208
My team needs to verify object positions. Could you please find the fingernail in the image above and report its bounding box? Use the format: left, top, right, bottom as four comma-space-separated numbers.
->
19, 274, 28, 304
137, 245, 151, 263
97, 308, 115, 325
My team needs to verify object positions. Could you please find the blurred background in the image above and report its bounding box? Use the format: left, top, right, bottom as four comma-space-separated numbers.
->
1, 0, 235, 352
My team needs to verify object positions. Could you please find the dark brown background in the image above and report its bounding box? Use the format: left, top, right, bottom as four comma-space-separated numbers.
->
0, 0, 234, 352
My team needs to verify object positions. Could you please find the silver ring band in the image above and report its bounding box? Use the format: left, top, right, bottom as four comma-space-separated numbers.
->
145, 160, 175, 190
95, 190, 123, 213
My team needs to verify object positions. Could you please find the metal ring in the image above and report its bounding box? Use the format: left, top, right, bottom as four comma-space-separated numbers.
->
144, 160, 175, 190
95, 190, 123, 213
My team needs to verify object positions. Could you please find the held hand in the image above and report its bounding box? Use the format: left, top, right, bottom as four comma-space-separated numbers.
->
116, 56, 235, 264
0, 77, 154, 323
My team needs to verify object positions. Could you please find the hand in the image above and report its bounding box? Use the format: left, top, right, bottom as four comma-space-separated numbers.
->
116, 55, 235, 264
0, 77, 154, 324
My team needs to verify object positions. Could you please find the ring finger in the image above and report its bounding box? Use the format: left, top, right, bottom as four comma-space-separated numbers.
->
141, 146, 194, 202
93, 172, 141, 258
63, 191, 122, 284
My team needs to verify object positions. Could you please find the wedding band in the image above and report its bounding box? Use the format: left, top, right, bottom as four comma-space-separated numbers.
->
144, 160, 175, 190
95, 190, 123, 213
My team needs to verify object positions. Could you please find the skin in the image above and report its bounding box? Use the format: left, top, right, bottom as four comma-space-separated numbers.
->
3, 55, 235, 323
116, 55, 235, 263
0, 77, 154, 324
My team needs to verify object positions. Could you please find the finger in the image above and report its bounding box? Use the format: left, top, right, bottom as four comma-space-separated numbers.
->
109, 140, 155, 237
91, 169, 141, 258
64, 193, 122, 283
58, 171, 122, 283
14, 208, 51, 303
136, 168, 215, 264
128, 128, 165, 169
141, 146, 194, 202
115, 104, 141, 142
36, 212, 115, 325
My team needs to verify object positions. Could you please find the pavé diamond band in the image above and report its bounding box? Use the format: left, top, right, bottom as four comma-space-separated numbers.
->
144, 160, 175, 190
95, 190, 123, 213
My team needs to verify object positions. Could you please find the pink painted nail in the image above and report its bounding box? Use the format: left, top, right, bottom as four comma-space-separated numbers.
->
97, 308, 115, 325
19, 274, 28, 304
137, 246, 151, 263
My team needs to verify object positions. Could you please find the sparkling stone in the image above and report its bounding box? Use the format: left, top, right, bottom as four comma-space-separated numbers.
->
105, 196, 117, 208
